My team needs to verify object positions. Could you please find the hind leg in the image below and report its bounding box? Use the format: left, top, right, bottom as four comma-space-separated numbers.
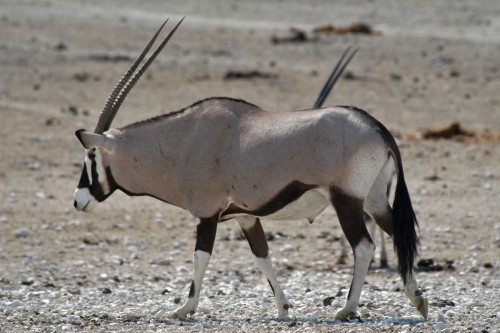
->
330, 188, 374, 320
365, 177, 428, 319
237, 216, 292, 318
365, 213, 388, 268
378, 225, 388, 268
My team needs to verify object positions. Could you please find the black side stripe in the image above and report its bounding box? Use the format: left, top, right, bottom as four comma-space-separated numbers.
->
221, 181, 317, 219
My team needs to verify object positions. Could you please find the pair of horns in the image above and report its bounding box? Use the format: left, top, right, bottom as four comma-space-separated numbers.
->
94, 18, 184, 134
312, 46, 358, 109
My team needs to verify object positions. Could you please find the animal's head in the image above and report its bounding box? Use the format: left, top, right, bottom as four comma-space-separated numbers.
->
73, 130, 114, 211
73, 18, 183, 212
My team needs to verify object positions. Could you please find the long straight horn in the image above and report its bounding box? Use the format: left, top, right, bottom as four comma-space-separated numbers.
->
312, 46, 358, 109
94, 18, 184, 134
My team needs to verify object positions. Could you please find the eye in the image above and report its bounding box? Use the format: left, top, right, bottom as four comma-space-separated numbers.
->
88, 149, 96, 160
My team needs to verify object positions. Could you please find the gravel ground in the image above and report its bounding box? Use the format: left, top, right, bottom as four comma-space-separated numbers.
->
1, 0, 499, 332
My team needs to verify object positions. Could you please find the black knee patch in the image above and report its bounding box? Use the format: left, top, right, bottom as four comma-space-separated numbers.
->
267, 279, 275, 296
189, 281, 195, 298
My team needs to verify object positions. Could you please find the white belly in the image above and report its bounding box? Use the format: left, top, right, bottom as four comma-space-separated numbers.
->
263, 189, 329, 222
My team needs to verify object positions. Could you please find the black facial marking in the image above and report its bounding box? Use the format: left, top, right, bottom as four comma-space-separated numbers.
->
88, 157, 108, 202
77, 163, 90, 188
76, 150, 117, 203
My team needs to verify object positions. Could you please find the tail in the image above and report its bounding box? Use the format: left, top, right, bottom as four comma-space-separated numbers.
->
389, 150, 419, 285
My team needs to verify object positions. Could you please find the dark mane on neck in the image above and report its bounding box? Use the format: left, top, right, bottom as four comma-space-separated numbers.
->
121, 97, 258, 130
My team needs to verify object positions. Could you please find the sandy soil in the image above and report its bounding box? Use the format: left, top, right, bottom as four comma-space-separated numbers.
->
1, 1, 499, 332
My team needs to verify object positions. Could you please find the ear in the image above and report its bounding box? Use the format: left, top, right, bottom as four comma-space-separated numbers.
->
75, 129, 112, 150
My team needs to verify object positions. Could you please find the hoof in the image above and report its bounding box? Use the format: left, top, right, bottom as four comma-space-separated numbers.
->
379, 259, 389, 269
165, 308, 192, 320
277, 303, 293, 318
334, 308, 357, 320
416, 297, 428, 320
165, 311, 183, 319
336, 255, 347, 265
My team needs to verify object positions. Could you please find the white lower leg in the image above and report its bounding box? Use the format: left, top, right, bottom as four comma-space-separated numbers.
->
255, 256, 291, 317
168, 250, 211, 318
335, 238, 375, 320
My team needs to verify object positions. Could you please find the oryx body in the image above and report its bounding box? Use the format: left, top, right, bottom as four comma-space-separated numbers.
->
73, 19, 428, 321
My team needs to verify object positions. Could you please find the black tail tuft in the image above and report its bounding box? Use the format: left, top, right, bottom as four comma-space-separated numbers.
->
391, 154, 419, 285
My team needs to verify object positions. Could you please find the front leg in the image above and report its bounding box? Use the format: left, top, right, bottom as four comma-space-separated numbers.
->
167, 216, 218, 319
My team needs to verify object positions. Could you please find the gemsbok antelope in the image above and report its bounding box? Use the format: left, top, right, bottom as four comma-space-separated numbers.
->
73, 18, 428, 320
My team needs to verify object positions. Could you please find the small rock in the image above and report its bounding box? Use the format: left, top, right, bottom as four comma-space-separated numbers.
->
298, 220, 309, 228
55, 42, 67, 51
436, 313, 446, 323
66, 315, 83, 326
21, 277, 35, 286
102, 287, 112, 294
435, 322, 446, 330
9, 300, 24, 308
123, 309, 142, 322
14, 228, 31, 239
481, 277, 491, 286
67, 220, 80, 226
483, 262, 494, 268
280, 244, 295, 253
150, 258, 171, 266
99, 241, 109, 252
116, 289, 130, 298
247, 292, 258, 298
469, 265, 480, 273
106, 255, 124, 265
323, 296, 336, 306
434, 299, 455, 307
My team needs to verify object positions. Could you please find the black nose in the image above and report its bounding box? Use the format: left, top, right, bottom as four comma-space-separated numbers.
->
74, 201, 77, 208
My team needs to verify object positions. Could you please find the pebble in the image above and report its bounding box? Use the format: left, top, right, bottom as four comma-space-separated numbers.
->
116, 289, 130, 298
106, 255, 124, 265
8, 300, 24, 308
66, 315, 83, 325
435, 322, 446, 330
150, 258, 172, 266
469, 243, 485, 251
14, 228, 31, 239
99, 241, 109, 252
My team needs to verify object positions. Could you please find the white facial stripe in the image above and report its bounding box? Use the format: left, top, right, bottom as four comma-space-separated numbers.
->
93, 149, 109, 193
85, 151, 93, 184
